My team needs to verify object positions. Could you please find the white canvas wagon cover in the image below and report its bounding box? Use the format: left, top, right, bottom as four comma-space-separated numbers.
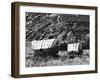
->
68, 43, 80, 52
31, 38, 80, 52
31, 39, 55, 50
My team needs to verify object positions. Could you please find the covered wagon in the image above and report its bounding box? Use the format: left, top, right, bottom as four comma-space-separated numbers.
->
31, 38, 87, 59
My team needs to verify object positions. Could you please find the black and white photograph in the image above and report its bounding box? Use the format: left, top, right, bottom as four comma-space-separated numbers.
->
25, 12, 90, 67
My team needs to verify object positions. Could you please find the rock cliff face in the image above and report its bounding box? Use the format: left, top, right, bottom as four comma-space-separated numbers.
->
26, 12, 89, 43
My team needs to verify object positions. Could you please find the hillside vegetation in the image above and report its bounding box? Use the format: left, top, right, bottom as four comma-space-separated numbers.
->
26, 12, 89, 42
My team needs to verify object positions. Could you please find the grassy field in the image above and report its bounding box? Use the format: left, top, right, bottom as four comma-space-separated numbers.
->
25, 42, 89, 67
